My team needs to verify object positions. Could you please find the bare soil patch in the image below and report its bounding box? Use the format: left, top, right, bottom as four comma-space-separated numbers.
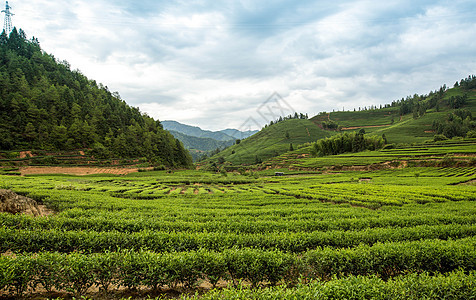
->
20, 166, 139, 176
19, 151, 33, 158
0, 189, 54, 217
0, 280, 230, 300
341, 124, 391, 131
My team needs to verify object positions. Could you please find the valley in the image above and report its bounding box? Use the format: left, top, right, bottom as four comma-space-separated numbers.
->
1, 21, 476, 300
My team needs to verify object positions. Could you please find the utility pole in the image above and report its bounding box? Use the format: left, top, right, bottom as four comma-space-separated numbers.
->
2, 1, 13, 34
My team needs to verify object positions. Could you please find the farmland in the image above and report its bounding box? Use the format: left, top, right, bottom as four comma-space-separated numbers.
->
0, 148, 476, 299
1, 13, 476, 299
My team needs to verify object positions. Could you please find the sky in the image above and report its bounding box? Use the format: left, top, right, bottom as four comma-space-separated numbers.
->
7, 0, 476, 131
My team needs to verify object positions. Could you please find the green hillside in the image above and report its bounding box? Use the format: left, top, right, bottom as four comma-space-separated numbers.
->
206, 77, 475, 167
205, 119, 332, 165
0, 28, 192, 168
365, 87, 476, 144
312, 107, 399, 128
259, 79, 476, 170
263, 139, 476, 171
311, 80, 476, 145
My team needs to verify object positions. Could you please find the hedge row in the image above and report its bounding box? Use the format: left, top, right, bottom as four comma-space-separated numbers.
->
1, 223, 475, 253
1, 238, 475, 296
2, 205, 475, 234
187, 270, 476, 300
0, 249, 294, 296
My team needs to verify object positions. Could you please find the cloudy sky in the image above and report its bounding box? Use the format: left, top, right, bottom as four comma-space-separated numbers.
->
9, 0, 476, 130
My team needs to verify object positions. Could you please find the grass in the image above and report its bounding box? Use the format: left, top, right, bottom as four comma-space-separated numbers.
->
206, 119, 332, 165
311, 107, 399, 127
261, 139, 476, 170
203, 86, 476, 168
311, 87, 476, 145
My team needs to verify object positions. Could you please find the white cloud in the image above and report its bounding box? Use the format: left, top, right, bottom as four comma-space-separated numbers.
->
9, 0, 476, 131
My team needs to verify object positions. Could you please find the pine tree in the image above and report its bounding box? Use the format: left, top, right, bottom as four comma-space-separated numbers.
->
0, 28, 193, 168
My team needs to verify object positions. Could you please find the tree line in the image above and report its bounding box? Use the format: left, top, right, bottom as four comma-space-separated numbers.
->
263, 112, 308, 128
311, 130, 385, 157
0, 28, 192, 167
345, 75, 476, 119
432, 109, 476, 139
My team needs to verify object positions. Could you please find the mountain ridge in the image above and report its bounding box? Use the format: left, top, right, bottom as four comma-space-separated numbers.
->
163, 120, 258, 161
162, 120, 258, 141
168, 130, 234, 152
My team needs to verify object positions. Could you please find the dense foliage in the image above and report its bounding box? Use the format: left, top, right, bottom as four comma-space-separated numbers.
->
0, 28, 192, 167
457, 74, 476, 90
312, 131, 385, 156
432, 109, 475, 139
1, 240, 475, 296
187, 271, 476, 300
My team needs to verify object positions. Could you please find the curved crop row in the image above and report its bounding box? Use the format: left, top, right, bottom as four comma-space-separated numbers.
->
1, 205, 475, 233
1, 224, 475, 253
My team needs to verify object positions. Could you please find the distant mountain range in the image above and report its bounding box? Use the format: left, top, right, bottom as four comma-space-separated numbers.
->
161, 121, 258, 160
167, 130, 235, 152
162, 121, 258, 141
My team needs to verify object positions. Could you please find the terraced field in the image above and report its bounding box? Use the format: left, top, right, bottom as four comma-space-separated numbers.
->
264, 139, 476, 170
0, 155, 475, 299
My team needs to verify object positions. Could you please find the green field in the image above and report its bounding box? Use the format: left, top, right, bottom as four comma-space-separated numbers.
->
2, 25, 476, 299
311, 107, 400, 127
202, 86, 476, 168
310, 87, 476, 145
263, 139, 476, 171
0, 147, 476, 298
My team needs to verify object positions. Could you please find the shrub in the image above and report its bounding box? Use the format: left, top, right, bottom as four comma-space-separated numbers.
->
466, 130, 476, 138
433, 134, 448, 142
382, 143, 396, 150
154, 165, 166, 171
313, 132, 385, 156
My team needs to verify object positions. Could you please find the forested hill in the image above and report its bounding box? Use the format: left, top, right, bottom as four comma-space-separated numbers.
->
0, 28, 192, 167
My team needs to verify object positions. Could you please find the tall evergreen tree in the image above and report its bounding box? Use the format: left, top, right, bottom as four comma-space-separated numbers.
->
0, 28, 192, 168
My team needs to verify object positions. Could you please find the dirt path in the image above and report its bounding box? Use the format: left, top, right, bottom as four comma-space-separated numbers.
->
20, 166, 140, 176
340, 124, 391, 130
